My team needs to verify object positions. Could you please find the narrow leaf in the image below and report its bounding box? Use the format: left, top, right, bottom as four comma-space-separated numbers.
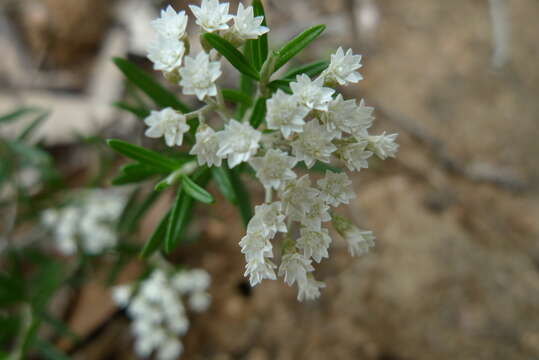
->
107, 139, 181, 172
112, 163, 163, 185
267, 80, 292, 94
282, 60, 329, 80
249, 97, 267, 128
140, 210, 170, 258
211, 166, 237, 204
274, 25, 326, 71
203, 33, 260, 80
229, 167, 252, 227
113, 58, 190, 113
182, 174, 214, 204
164, 189, 193, 253
246, 0, 269, 70
17, 111, 49, 141
0, 107, 40, 124
221, 88, 253, 106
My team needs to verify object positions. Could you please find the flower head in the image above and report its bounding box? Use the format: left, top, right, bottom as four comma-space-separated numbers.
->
279, 175, 319, 218
231, 3, 269, 41
278, 253, 314, 286
151, 6, 188, 39
368, 132, 399, 160
324, 47, 363, 85
144, 108, 189, 147
291, 119, 337, 168
189, 0, 233, 33
250, 201, 287, 237
324, 95, 374, 138
297, 276, 325, 302
296, 227, 332, 263
190, 124, 223, 167
316, 171, 355, 207
250, 149, 298, 190
179, 51, 222, 100
266, 90, 310, 137
290, 74, 334, 111
147, 36, 185, 73
339, 140, 373, 171
216, 119, 261, 168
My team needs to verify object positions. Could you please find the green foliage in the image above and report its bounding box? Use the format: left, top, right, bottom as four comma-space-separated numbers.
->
274, 25, 326, 71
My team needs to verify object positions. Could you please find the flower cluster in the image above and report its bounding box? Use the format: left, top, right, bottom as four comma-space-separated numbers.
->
143, 0, 398, 301
41, 189, 126, 255
112, 268, 211, 360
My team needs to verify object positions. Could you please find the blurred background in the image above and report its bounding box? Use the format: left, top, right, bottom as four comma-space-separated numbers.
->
1, 0, 539, 359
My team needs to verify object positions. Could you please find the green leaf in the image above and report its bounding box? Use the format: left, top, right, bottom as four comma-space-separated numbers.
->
203, 33, 260, 80
39, 312, 80, 343
17, 110, 49, 141
221, 88, 253, 107
113, 58, 190, 113
211, 166, 237, 204
0, 107, 40, 124
267, 80, 292, 94
140, 210, 170, 258
113, 101, 150, 119
112, 163, 163, 185
164, 168, 211, 252
0, 273, 24, 306
181, 174, 214, 204
35, 338, 71, 360
107, 139, 181, 172
274, 25, 326, 71
249, 97, 267, 128
235, 73, 254, 119
282, 60, 329, 80
246, 0, 269, 70
229, 167, 252, 227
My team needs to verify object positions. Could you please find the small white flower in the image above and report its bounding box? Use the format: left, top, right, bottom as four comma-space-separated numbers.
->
156, 338, 183, 360
279, 175, 319, 218
151, 6, 189, 39
296, 227, 332, 263
245, 258, 277, 286
298, 197, 331, 230
188, 291, 211, 312
179, 51, 222, 100
249, 149, 298, 190
147, 36, 185, 73
250, 202, 287, 237
324, 95, 373, 138
239, 227, 273, 264
111, 285, 133, 307
278, 253, 314, 286
216, 119, 261, 168
344, 227, 376, 256
368, 132, 399, 160
144, 108, 190, 147
290, 74, 334, 111
190, 124, 223, 167
339, 140, 373, 171
297, 276, 325, 302
231, 3, 269, 41
266, 90, 310, 137
316, 171, 355, 207
324, 47, 363, 86
291, 119, 337, 168
189, 0, 233, 33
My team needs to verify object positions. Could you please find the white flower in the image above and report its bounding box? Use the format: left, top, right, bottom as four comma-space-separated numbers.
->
250, 202, 287, 237
324, 95, 373, 137
339, 140, 373, 171
231, 3, 269, 41
266, 90, 310, 137
156, 338, 183, 360
279, 175, 319, 218
368, 132, 399, 159
172, 269, 211, 294
344, 227, 376, 256
291, 119, 337, 168
216, 119, 261, 168
297, 276, 325, 301
190, 124, 223, 167
278, 253, 314, 286
189, 291, 211, 312
324, 47, 363, 86
298, 197, 331, 230
179, 51, 222, 100
189, 0, 233, 33
290, 74, 334, 111
249, 149, 297, 190
144, 108, 190, 147
296, 227, 332, 263
147, 36, 185, 73
111, 285, 133, 307
151, 6, 188, 39
239, 227, 273, 264
245, 258, 277, 286
316, 171, 355, 207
